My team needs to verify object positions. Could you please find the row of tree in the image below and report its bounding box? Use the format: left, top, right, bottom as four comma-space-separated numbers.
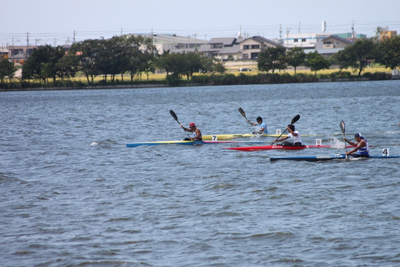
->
17, 35, 225, 85
1, 35, 399, 85
257, 36, 400, 76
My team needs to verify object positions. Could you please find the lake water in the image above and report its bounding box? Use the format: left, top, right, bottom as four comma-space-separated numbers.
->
1, 80, 400, 266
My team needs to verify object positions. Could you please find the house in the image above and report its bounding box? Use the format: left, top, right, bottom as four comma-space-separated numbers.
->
199, 36, 281, 61
283, 32, 332, 51
239, 36, 281, 60
7, 45, 38, 63
199, 37, 242, 60
284, 32, 355, 58
0, 46, 8, 60
141, 34, 207, 55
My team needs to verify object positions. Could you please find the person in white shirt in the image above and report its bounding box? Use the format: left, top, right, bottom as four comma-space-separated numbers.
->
273, 124, 302, 146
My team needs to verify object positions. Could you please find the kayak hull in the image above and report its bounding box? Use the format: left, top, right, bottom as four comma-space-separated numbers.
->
224, 145, 359, 151
202, 133, 322, 140
126, 140, 265, 147
270, 154, 400, 161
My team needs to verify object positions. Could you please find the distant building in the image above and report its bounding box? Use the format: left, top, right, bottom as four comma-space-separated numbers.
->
380, 31, 397, 41
8, 45, 38, 64
199, 36, 281, 61
283, 32, 355, 58
334, 33, 367, 41
131, 34, 207, 55
283, 32, 332, 51
239, 36, 281, 60
199, 37, 242, 60
1, 46, 9, 60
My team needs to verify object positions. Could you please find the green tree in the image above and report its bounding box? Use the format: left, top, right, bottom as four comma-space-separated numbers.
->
69, 39, 102, 85
286, 47, 306, 75
376, 36, 400, 70
122, 35, 147, 82
0, 57, 17, 83
55, 52, 79, 80
257, 46, 287, 73
182, 52, 202, 79
305, 51, 331, 75
199, 55, 214, 73
336, 38, 377, 76
213, 62, 226, 74
22, 45, 64, 82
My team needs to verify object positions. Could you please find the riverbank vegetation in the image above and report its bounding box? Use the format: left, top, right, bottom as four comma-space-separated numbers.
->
1, 35, 399, 90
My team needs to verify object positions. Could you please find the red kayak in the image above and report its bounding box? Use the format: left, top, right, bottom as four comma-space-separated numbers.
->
223, 145, 359, 151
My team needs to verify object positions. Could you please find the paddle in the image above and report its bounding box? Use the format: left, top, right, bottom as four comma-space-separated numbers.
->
170, 110, 191, 139
238, 107, 256, 132
340, 120, 347, 154
271, 114, 300, 145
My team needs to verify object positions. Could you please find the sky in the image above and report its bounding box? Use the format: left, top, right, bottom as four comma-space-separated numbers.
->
1, 0, 399, 47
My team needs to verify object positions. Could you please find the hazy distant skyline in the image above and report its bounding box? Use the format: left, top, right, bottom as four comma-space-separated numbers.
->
1, 0, 399, 47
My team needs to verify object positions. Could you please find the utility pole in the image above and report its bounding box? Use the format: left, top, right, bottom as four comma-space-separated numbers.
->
351, 21, 355, 42
286, 28, 289, 48
73, 31, 76, 43
12, 38, 14, 62
26, 32, 29, 58
298, 21, 300, 33
279, 24, 282, 44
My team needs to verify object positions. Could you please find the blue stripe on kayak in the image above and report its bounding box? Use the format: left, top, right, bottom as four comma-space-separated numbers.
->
270, 154, 400, 161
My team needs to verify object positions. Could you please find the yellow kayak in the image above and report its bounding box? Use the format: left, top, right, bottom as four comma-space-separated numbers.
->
202, 133, 322, 140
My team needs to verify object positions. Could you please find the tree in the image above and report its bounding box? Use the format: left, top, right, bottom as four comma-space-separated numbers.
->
257, 46, 287, 73
22, 45, 64, 82
376, 35, 400, 70
213, 62, 226, 74
286, 47, 306, 76
305, 51, 331, 75
182, 52, 202, 79
69, 39, 102, 84
335, 38, 377, 76
122, 35, 146, 82
55, 52, 79, 80
0, 57, 17, 83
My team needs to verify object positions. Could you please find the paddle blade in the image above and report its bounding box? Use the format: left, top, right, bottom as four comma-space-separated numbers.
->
238, 107, 246, 118
170, 110, 178, 121
291, 114, 300, 124
340, 120, 345, 134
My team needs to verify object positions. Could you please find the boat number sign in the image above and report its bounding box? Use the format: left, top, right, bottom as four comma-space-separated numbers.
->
382, 148, 390, 156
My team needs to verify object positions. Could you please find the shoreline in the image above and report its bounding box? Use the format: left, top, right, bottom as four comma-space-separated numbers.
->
2, 77, 396, 92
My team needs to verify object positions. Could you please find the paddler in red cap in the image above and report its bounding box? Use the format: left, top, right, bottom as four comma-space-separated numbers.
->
181, 122, 202, 141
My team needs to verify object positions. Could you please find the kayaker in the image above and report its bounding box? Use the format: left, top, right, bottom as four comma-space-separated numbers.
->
344, 133, 369, 156
273, 124, 302, 146
181, 122, 202, 141
247, 116, 268, 134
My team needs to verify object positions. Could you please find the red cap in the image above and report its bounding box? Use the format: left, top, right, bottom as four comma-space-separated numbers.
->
189, 122, 196, 127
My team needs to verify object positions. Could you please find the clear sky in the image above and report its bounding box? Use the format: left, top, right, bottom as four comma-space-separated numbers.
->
1, 0, 399, 47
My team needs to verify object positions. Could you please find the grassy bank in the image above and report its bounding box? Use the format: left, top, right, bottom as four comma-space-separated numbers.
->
1, 67, 394, 91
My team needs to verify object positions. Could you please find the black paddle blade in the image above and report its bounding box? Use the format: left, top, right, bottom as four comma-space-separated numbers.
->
238, 107, 246, 117
170, 110, 178, 121
340, 120, 345, 134
291, 114, 300, 124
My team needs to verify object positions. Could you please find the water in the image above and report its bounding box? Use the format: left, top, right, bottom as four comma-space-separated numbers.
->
1, 80, 400, 266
